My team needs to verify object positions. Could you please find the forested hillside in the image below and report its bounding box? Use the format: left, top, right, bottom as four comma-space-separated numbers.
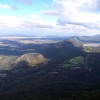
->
0, 37, 100, 100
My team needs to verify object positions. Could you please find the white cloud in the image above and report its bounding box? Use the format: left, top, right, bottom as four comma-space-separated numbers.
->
1, 0, 100, 36
42, 3, 49, 7
14, 0, 33, 6
43, 10, 59, 16
42, 0, 100, 35
28, 14, 41, 19
0, 3, 11, 9
0, 15, 23, 28
0, 3, 18, 10
0, 15, 56, 30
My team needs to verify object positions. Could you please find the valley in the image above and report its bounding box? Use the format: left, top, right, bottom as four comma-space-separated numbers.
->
0, 35, 100, 99
83, 43, 100, 47
0, 36, 66, 70
1, 0, 100, 99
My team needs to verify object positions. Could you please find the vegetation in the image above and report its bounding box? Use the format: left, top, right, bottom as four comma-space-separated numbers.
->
0, 55, 17, 70
59, 56, 84, 68
0, 36, 100, 100
12, 53, 48, 67
69, 56, 84, 64
84, 46, 100, 53
0, 80, 100, 100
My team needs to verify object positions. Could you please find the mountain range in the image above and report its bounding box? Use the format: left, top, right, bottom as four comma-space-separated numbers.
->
0, 35, 100, 100
72, 34, 100, 42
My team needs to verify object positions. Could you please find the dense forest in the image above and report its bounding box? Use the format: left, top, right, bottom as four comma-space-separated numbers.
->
0, 36, 100, 100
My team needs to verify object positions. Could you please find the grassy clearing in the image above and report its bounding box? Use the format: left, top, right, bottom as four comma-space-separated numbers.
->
84, 47, 92, 52
60, 56, 84, 68
0, 55, 18, 70
69, 56, 84, 64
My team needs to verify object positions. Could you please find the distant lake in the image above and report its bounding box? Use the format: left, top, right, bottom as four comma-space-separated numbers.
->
83, 43, 100, 47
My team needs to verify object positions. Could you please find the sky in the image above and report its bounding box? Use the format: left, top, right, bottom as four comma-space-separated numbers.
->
0, 0, 100, 36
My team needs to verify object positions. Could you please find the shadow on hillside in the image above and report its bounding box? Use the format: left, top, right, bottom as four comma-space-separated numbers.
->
0, 40, 46, 56
39, 41, 86, 59
0, 40, 86, 60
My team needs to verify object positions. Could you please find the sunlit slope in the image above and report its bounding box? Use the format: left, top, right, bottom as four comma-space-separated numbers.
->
12, 53, 48, 67
0, 55, 17, 70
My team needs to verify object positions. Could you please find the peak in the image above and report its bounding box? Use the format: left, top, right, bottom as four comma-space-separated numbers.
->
11, 53, 47, 68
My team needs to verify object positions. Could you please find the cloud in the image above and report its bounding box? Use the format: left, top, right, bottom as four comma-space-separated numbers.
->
0, 15, 23, 28
0, 3, 18, 10
42, 3, 49, 7
11, 6, 18, 10
43, 0, 100, 34
0, 15, 55, 30
28, 14, 41, 19
0, 3, 11, 9
21, 16, 55, 29
14, 0, 33, 6
1, 0, 100, 36
0, 13, 100, 36
43, 10, 60, 16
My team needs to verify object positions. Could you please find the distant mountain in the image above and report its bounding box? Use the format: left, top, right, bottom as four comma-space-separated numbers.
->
1, 36, 100, 100
40, 40, 85, 59
72, 34, 100, 42
68, 37, 83, 47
